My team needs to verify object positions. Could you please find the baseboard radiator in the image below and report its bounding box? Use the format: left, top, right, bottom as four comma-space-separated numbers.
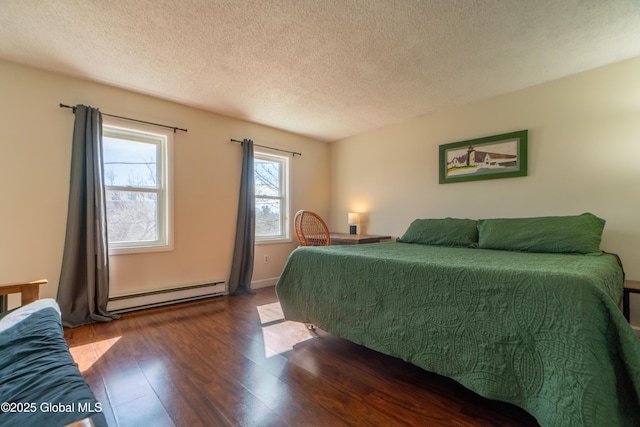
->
108, 281, 225, 314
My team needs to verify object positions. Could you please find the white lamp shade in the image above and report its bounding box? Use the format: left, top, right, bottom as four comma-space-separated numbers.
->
348, 213, 360, 225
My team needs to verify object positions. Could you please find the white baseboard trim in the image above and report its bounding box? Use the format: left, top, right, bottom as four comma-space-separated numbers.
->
632, 325, 640, 337
251, 277, 279, 289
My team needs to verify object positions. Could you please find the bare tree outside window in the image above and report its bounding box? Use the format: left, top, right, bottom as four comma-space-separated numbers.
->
102, 125, 171, 252
254, 152, 288, 240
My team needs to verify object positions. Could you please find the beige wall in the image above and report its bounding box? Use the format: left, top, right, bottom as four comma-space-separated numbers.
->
3, 55, 639, 321
330, 57, 640, 323
0, 59, 330, 300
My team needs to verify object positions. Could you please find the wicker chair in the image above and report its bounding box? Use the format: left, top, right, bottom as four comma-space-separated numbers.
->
294, 210, 330, 246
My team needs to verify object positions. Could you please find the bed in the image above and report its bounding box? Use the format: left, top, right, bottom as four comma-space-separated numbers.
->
276, 214, 640, 427
0, 282, 107, 427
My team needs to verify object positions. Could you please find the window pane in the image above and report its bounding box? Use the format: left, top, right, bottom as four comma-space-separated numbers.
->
106, 190, 158, 242
103, 138, 157, 188
255, 159, 280, 197
256, 198, 281, 236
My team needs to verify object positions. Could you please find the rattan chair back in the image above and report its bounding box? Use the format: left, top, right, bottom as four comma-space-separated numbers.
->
294, 210, 330, 246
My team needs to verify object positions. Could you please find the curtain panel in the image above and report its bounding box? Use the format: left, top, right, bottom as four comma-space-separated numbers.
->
228, 139, 256, 295
57, 105, 118, 327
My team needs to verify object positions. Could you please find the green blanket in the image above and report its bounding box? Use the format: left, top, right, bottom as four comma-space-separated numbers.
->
276, 242, 640, 427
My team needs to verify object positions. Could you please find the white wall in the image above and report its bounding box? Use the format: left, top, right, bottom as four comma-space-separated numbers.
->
330, 57, 640, 323
0, 59, 330, 301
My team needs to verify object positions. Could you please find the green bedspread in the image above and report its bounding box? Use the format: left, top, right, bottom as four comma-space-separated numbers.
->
276, 242, 640, 426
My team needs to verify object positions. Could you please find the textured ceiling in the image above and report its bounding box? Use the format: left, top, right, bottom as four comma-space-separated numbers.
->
1, 0, 640, 142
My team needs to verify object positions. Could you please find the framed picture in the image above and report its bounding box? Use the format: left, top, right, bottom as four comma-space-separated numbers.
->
439, 130, 528, 184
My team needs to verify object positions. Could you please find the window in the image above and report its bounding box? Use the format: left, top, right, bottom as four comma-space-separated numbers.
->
102, 122, 173, 253
255, 151, 289, 242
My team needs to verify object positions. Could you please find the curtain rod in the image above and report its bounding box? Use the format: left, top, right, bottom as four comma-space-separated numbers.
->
231, 138, 302, 156
59, 103, 188, 133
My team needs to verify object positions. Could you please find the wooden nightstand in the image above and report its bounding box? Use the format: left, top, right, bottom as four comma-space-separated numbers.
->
329, 233, 392, 245
623, 280, 640, 321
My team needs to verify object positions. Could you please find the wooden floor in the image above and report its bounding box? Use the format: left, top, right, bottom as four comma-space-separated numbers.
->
64, 286, 540, 427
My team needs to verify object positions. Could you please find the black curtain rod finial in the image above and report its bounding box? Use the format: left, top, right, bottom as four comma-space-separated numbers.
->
59, 103, 76, 113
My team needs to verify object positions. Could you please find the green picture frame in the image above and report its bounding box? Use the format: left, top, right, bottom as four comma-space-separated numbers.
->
439, 130, 528, 184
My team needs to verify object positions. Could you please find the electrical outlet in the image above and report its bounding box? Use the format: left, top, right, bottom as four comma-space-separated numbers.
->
264, 254, 269, 264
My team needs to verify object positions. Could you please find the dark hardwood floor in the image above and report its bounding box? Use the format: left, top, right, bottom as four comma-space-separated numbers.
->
64, 286, 540, 427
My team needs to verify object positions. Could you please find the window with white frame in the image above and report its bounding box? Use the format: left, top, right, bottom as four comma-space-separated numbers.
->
102, 122, 173, 253
254, 151, 289, 242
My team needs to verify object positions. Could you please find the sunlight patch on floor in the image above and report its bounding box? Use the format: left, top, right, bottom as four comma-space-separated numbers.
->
257, 301, 285, 324
262, 321, 313, 358
258, 302, 313, 357
69, 336, 121, 372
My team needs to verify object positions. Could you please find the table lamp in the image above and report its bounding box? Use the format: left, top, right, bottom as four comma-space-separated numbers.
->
348, 213, 360, 235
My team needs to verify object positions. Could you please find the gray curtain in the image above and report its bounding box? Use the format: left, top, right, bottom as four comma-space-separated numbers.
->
57, 105, 119, 327
228, 139, 256, 295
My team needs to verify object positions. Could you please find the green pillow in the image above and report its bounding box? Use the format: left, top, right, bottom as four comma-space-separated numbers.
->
397, 218, 478, 248
477, 213, 605, 254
